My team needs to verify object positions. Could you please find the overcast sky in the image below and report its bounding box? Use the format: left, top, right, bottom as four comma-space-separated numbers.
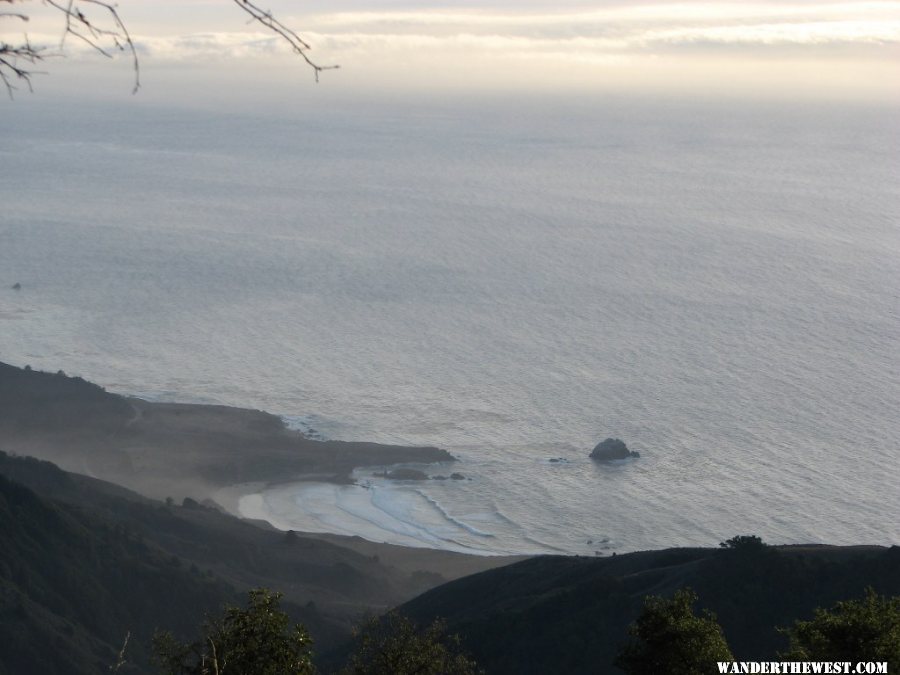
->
12, 0, 900, 102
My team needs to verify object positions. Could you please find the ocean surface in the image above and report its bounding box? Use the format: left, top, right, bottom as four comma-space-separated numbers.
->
2, 96, 898, 555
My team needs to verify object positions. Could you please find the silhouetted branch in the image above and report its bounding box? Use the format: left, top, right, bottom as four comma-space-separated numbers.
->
231, 0, 338, 82
0, 1, 39, 96
0, 0, 335, 96
0, 36, 48, 96
0, 0, 138, 96
47, 0, 140, 92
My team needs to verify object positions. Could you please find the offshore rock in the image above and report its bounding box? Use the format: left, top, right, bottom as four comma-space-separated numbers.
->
590, 438, 639, 461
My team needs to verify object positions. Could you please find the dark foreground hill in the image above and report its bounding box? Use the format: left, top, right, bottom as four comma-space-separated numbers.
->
0, 452, 517, 674
0, 470, 237, 675
394, 543, 900, 674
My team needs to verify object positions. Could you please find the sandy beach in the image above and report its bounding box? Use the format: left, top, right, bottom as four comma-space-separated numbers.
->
234, 476, 503, 555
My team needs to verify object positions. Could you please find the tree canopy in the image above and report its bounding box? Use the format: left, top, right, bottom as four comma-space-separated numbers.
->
153, 589, 315, 675
781, 588, 900, 663
341, 611, 481, 675
616, 588, 734, 675
719, 535, 766, 551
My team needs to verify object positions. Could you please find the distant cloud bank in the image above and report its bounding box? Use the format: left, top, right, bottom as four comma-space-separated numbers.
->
17, 1, 900, 98
133, 3, 900, 58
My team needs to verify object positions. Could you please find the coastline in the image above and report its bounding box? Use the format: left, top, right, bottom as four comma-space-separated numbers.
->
231, 477, 500, 555
1, 360, 531, 576
0, 361, 571, 556
2, 361, 520, 556
0, 360, 457, 507
1, 360, 601, 556
215, 460, 509, 555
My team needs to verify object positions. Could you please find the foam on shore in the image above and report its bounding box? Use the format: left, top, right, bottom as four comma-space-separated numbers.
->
235, 470, 557, 556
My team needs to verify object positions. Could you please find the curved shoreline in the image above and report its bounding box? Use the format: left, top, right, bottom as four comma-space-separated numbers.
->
223, 464, 570, 557
224, 474, 504, 556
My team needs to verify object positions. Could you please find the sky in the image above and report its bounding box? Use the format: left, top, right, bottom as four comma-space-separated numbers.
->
5, 1, 900, 103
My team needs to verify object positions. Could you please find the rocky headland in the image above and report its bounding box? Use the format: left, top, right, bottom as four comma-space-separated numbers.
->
0, 361, 456, 503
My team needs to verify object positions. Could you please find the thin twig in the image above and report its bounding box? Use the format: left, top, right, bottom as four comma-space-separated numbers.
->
1, 0, 334, 94
0, 34, 45, 97
230, 0, 339, 82
44, 0, 140, 92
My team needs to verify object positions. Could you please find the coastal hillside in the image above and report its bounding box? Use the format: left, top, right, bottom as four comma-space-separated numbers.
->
394, 542, 900, 674
0, 361, 454, 502
0, 361, 519, 611
0, 470, 237, 675
0, 451, 517, 671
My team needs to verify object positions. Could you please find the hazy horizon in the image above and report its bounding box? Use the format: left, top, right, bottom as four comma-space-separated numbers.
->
9, 0, 900, 106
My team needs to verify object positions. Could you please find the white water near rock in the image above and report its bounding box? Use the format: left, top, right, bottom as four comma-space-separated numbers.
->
2, 97, 898, 555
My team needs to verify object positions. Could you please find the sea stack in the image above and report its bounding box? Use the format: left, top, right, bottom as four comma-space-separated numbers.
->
590, 438, 640, 461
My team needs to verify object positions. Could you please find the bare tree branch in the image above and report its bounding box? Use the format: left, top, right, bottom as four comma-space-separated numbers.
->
0, 32, 44, 96
0, 0, 138, 96
0, 1, 33, 95
231, 0, 338, 82
0, 0, 335, 96
45, 0, 140, 93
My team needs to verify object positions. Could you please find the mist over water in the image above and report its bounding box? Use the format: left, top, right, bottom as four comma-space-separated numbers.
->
2, 97, 898, 554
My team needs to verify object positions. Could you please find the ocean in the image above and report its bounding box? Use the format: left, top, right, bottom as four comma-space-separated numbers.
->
2, 95, 898, 555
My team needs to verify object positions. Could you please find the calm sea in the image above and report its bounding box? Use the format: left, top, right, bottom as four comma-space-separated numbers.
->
2, 95, 898, 554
